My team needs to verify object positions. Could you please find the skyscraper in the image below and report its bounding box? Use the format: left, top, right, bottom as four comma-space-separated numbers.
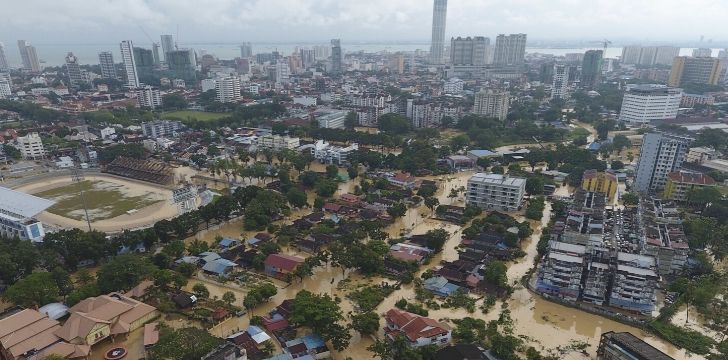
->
634, 133, 692, 193
0, 42, 8, 71
581, 50, 603, 89
166, 49, 197, 81
493, 34, 527, 66
215, 76, 241, 103
160, 35, 175, 61
120, 40, 140, 88
668, 56, 724, 86
551, 64, 570, 100
17, 40, 41, 72
152, 43, 161, 65
64, 52, 84, 89
240, 42, 253, 58
429, 0, 448, 64
693, 48, 712, 57
98, 51, 117, 80
450, 37, 488, 66
133, 47, 155, 81
330, 39, 342, 75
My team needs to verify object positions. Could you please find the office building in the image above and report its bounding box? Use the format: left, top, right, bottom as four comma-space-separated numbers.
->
141, 120, 183, 138
160, 34, 175, 61
598, 332, 674, 360
581, 169, 618, 202
64, 52, 84, 89
167, 49, 197, 81
16, 132, 46, 160
637, 46, 657, 66
551, 64, 570, 100
120, 40, 140, 88
136, 86, 162, 109
581, 50, 603, 88
668, 56, 723, 86
17, 40, 41, 72
98, 51, 117, 79
311, 140, 358, 166
663, 171, 716, 201
215, 76, 241, 103
466, 173, 526, 212
429, 0, 448, 64
314, 109, 347, 129
618, 85, 682, 125
473, 89, 510, 121
450, 36, 488, 66
240, 42, 253, 58
693, 48, 712, 57
634, 133, 692, 193
330, 39, 343, 75
274, 62, 290, 84
133, 47, 155, 81
621, 45, 642, 65
152, 42, 161, 65
621, 45, 680, 66
493, 34, 527, 66
0, 42, 8, 71
313, 45, 330, 60
255, 135, 300, 150
0, 187, 53, 242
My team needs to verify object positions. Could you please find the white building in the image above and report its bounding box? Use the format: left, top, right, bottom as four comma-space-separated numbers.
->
98, 51, 117, 80
172, 79, 186, 88
100, 127, 116, 139
473, 89, 510, 121
141, 120, 183, 138
120, 40, 140, 88
0, 187, 54, 242
443, 78, 465, 95
55, 156, 74, 168
314, 110, 348, 129
274, 62, 290, 84
551, 64, 570, 100
16, 132, 46, 160
466, 173, 526, 212
255, 134, 300, 150
136, 86, 162, 109
215, 76, 241, 103
634, 133, 692, 192
618, 85, 682, 125
293, 96, 317, 107
0, 79, 10, 98
310, 140, 358, 166
201, 78, 217, 93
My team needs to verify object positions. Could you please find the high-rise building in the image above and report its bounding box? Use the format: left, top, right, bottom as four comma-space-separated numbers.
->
167, 49, 197, 81
133, 47, 155, 81
0, 42, 8, 71
17, 132, 46, 160
692, 48, 712, 57
240, 42, 253, 58
638, 46, 657, 66
120, 40, 140, 88
64, 52, 84, 89
450, 36, 488, 66
493, 34, 527, 66
621, 45, 643, 65
98, 51, 117, 80
429, 0, 448, 64
136, 86, 162, 109
618, 85, 682, 125
654, 46, 681, 65
581, 50, 603, 89
300, 48, 316, 67
668, 56, 724, 86
152, 43, 161, 65
473, 89, 510, 121
142, 120, 183, 138
160, 35, 175, 61
274, 62, 291, 84
634, 133, 692, 193
313, 45, 330, 60
551, 64, 570, 100
466, 173, 526, 212
0, 78, 11, 98
215, 76, 241, 103
330, 39, 343, 75
17, 40, 41, 72
622, 45, 681, 66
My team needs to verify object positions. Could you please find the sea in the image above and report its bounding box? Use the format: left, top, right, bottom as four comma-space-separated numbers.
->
2, 41, 724, 67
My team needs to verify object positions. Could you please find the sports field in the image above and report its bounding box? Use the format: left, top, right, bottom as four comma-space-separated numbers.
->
33, 179, 165, 221
163, 111, 228, 121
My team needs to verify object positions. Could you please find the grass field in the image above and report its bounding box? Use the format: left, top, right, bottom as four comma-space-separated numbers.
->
163, 111, 228, 121
34, 180, 164, 221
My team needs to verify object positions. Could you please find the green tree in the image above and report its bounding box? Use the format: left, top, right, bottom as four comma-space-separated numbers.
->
289, 290, 352, 351
286, 187, 309, 208
97, 254, 155, 293
351, 311, 380, 336
148, 327, 224, 360
3, 272, 59, 307
621, 192, 639, 206
484, 261, 508, 288
222, 291, 236, 305
193, 283, 210, 298
387, 202, 407, 218
345, 111, 358, 129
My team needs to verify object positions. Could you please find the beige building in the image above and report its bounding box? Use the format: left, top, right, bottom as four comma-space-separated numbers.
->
668, 56, 724, 87
0, 309, 89, 360
16, 132, 45, 160
55, 293, 158, 346
473, 89, 510, 121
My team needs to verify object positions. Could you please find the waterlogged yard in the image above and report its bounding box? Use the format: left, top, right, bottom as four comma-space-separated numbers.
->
34, 179, 165, 221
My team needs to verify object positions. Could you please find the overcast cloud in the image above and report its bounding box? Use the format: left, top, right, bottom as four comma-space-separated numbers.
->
1, 0, 727, 45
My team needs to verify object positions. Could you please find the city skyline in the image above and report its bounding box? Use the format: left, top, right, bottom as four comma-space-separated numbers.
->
2, 0, 728, 46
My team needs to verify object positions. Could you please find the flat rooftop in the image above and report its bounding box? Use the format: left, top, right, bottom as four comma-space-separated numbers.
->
0, 186, 55, 219
468, 173, 526, 187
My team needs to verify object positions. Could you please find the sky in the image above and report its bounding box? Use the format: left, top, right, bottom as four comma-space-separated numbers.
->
1, 0, 728, 46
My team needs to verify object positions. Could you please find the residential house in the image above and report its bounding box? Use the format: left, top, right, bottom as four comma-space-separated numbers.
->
247, 233, 273, 248
227, 326, 271, 359
387, 172, 418, 189
218, 238, 241, 249
202, 258, 239, 277
436, 344, 487, 360
389, 242, 432, 263
283, 334, 330, 360
384, 308, 451, 348
55, 293, 158, 346
423, 276, 462, 297
264, 254, 305, 280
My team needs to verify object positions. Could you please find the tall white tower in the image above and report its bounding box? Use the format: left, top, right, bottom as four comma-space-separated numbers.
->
120, 40, 140, 88
429, 0, 447, 65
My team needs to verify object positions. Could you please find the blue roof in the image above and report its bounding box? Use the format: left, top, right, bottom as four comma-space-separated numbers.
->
248, 325, 265, 336
202, 258, 238, 274
468, 149, 496, 157
302, 334, 325, 349
219, 238, 239, 247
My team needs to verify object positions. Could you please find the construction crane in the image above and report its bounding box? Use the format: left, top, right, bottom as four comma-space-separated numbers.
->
590, 39, 612, 53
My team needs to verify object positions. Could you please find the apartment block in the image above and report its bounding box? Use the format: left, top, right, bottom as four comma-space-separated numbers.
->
255, 134, 300, 150
16, 132, 46, 160
466, 173, 526, 212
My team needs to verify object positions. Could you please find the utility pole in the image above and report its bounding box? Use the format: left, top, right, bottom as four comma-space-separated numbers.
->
72, 167, 92, 231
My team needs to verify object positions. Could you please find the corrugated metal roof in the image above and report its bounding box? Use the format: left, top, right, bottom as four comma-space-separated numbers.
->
0, 186, 55, 218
